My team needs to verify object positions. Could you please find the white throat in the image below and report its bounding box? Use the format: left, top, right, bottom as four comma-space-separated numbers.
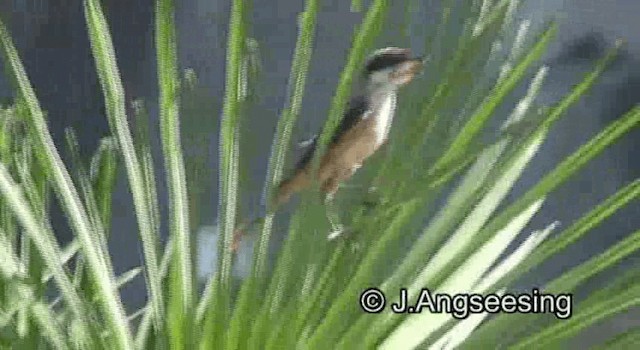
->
367, 85, 397, 146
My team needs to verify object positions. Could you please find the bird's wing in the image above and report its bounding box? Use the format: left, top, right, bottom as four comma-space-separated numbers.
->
330, 94, 368, 144
292, 95, 369, 171
294, 136, 318, 170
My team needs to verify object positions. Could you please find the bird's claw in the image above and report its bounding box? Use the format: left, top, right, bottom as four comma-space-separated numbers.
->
327, 225, 353, 241
327, 227, 344, 241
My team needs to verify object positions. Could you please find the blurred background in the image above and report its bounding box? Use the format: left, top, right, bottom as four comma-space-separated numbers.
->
0, 0, 638, 347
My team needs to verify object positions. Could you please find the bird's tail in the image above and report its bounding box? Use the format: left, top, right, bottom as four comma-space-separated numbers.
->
274, 168, 312, 207
231, 214, 265, 252
232, 169, 313, 252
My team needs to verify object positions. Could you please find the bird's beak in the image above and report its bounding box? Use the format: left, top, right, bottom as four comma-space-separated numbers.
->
412, 55, 428, 74
394, 56, 426, 83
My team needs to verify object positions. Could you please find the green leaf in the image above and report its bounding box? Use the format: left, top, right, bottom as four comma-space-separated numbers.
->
511, 269, 640, 349
156, 0, 195, 347
0, 17, 131, 348
30, 302, 69, 350
83, 0, 164, 342
597, 325, 640, 349
430, 22, 557, 174
224, 1, 319, 349
199, 0, 247, 349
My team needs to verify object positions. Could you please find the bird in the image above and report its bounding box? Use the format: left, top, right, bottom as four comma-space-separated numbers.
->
232, 47, 425, 251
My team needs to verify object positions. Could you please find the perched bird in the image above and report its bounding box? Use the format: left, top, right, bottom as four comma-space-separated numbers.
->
232, 47, 425, 250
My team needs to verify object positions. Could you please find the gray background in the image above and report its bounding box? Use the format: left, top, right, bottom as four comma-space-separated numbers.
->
0, 0, 638, 347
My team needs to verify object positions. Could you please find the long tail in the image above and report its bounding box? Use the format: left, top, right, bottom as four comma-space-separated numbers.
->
274, 167, 312, 207
232, 169, 312, 252
232, 214, 265, 252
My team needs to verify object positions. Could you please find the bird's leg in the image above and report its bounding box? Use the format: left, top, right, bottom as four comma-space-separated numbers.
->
338, 184, 364, 189
337, 163, 362, 190
324, 192, 345, 240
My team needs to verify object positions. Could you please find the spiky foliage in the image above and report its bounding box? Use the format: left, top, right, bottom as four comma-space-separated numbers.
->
0, 0, 638, 349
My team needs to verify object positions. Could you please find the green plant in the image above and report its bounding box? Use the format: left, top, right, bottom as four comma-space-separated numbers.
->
0, 0, 638, 349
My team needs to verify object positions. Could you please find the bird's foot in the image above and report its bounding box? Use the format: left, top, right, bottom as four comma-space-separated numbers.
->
328, 225, 355, 241
327, 226, 344, 241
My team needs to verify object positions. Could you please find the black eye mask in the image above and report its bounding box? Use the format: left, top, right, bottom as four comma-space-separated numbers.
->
364, 51, 411, 74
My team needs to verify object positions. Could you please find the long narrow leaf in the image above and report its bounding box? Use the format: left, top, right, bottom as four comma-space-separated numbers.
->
0, 18, 132, 348
30, 302, 69, 350
156, 0, 194, 346
200, 0, 247, 348
83, 0, 164, 338
224, 1, 319, 349
430, 22, 557, 173
0, 166, 95, 346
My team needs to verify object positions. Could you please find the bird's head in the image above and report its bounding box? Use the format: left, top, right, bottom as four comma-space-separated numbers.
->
363, 47, 426, 88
